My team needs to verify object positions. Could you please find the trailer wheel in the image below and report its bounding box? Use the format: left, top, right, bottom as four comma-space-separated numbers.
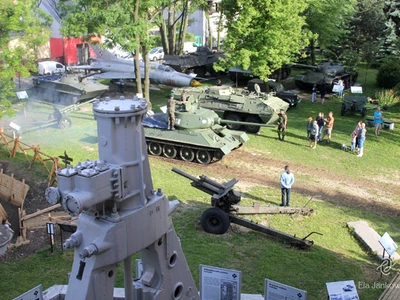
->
340, 104, 346, 116
58, 116, 72, 129
361, 107, 367, 117
200, 208, 230, 235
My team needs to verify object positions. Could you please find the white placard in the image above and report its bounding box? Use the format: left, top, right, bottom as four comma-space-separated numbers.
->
326, 280, 359, 300
46, 222, 55, 235
13, 284, 43, 300
135, 259, 143, 278
332, 85, 344, 93
160, 105, 167, 113
9, 122, 21, 132
200, 265, 241, 300
16, 91, 28, 99
380, 232, 398, 257
350, 86, 363, 94
265, 279, 307, 300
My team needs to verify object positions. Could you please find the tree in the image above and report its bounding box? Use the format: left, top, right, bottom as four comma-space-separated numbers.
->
0, 0, 51, 117
304, 0, 356, 64
59, 0, 159, 105
216, 0, 309, 81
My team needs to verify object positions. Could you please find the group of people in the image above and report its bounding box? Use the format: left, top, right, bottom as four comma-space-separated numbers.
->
311, 78, 345, 104
349, 120, 367, 157
306, 111, 335, 149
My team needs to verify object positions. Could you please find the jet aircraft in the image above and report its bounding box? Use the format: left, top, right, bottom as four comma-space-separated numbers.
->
72, 44, 201, 87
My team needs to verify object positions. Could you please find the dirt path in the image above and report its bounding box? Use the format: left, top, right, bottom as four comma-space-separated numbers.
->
163, 148, 400, 217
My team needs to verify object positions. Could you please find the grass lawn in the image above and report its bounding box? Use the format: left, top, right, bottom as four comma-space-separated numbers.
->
0, 68, 399, 300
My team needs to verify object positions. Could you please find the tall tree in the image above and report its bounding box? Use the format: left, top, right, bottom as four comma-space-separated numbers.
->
304, 0, 356, 64
59, 0, 157, 105
216, 0, 309, 80
0, 0, 51, 117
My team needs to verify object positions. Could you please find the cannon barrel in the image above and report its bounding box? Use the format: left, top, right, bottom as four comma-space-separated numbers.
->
216, 118, 275, 127
172, 167, 200, 183
290, 63, 320, 70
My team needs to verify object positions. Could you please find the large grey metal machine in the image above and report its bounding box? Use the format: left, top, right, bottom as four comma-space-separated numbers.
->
45, 97, 199, 300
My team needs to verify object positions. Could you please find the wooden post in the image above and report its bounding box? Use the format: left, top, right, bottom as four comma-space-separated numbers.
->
11, 136, 20, 158
0, 128, 12, 156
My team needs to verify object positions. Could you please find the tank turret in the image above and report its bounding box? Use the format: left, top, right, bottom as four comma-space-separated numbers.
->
31, 73, 109, 105
292, 61, 358, 92
142, 90, 278, 164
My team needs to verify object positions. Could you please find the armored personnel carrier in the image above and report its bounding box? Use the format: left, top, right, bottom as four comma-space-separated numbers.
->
171, 86, 289, 133
163, 46, 224, 77
293, 61, 358, 92
31, 73, 108, 105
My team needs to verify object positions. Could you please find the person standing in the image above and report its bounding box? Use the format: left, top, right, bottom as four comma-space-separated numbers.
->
373, 106, 384, 136
319, 82, 326, 104
309, 120, 319, 149
322, 111, 334, 143
306, 117, 313, 139
311, 84, 317, 103
316, 112, 325, 142
354, 120, 363, 149
337, 77, 344, 97
357, 123, 367, 157
277, 109, 288, 141
280, 166, 295, 207
167, 93, 186, 130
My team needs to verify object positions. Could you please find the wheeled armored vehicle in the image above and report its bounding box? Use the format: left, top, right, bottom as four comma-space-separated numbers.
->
293, 61, 357, 92
171, 86, 289, 133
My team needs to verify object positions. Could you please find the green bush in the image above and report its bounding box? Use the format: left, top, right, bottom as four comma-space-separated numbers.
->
376, 56, 400, 88
375, 89, 400, 108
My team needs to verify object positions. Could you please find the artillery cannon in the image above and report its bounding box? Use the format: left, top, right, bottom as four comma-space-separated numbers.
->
341, 96, 368, 117
172, 168, 320, 249
293, 61, 358, 92
171, 85, 288, 133
143, 91, 276, 164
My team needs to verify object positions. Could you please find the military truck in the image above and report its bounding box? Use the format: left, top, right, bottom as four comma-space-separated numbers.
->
172, 86, 289, 133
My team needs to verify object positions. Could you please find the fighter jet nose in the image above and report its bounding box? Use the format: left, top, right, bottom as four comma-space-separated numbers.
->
190, 79, 202, 87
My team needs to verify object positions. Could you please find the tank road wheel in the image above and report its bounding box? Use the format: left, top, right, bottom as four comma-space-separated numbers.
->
196, 150, 212, 165
200, 207, 230, 235
179, 148, 195, 162
58, 116, 72, 129
213, 150, 224, 161
225, 113, 242, 131
162, 144, 177, 159
341, 104, 346, 116
148, 142, 162, 156
244, 115, 262, 133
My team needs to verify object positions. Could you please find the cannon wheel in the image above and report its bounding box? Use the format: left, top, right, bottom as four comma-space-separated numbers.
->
244, 115, 261, 133
225, 113, 242, 131
200, 207, 230, 235
340, 104, 346, 116
361, 107, 367, 117
58, 116, 72, 129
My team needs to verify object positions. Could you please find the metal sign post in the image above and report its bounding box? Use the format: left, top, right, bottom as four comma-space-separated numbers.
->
46, 222, 55, 253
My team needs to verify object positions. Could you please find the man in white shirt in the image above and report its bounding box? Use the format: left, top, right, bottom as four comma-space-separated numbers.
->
280, 166, 295, 207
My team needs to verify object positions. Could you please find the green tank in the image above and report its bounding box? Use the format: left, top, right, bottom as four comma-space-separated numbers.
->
31, 73, 109, 105
142, 94, 274, 164
293, 61, 358, 92
171, 86, 289, 133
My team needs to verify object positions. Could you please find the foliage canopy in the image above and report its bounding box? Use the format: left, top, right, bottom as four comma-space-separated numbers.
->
0, 0, 51, 117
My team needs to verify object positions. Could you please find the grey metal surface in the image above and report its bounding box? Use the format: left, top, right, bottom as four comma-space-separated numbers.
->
45, 97, 199, 300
